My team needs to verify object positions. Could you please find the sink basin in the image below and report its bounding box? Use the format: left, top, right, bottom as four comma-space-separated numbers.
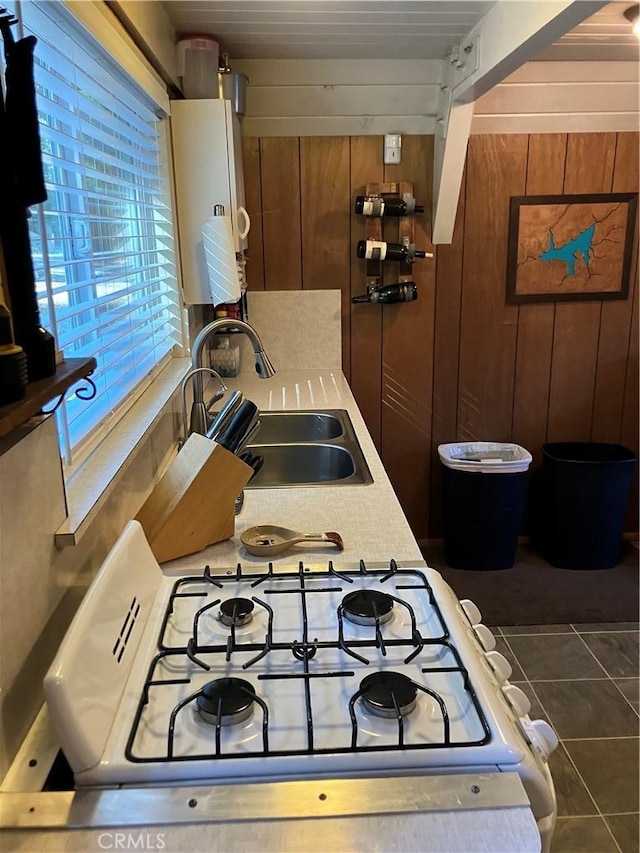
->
252, 411, 344, 444
245, 443, 368, 488
243, 409, 372, 489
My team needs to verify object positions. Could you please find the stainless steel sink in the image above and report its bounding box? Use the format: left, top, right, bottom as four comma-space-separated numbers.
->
244, 409, 373, 489
246, 444, 361, 487
251, 411, 344, 444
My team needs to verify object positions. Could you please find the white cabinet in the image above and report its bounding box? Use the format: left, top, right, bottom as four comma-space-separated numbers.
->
170, 99, 249, 305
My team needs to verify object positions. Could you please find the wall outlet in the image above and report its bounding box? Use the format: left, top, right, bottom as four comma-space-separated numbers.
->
384, 134, 401, 164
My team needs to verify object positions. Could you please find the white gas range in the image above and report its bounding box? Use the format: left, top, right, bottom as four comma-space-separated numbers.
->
40, 520, 558, 850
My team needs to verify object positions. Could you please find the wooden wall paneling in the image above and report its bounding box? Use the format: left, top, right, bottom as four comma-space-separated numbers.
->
380, 136, 435, 539
511, 134, 565, 464
617, 133, 639, 530
241, 137, 265, 290
591, 132, 639, 443
564, 132, 618, 194
620, 231, 639, 453
458, 135, 527, 443
621, 253, 639, 451
259, 137, 302, 290
621, 243, 639, 453
429, 167, 467, 538
620, 238, 639, 452
300, 137, 351, 377
620, 249, 639, 530
547, 133, 617, 443
349, 137, 384, 449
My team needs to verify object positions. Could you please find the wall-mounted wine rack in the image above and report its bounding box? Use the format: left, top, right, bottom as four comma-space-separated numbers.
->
365, 180, 415, 293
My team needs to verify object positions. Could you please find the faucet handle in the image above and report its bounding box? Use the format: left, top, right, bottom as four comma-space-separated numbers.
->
206, 385, 228, 412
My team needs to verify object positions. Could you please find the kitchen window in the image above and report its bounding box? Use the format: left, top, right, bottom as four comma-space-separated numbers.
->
6, 1, 182, 463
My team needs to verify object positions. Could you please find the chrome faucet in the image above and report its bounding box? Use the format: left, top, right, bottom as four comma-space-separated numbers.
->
189, 318, 275, 436
180, 366, 227, 448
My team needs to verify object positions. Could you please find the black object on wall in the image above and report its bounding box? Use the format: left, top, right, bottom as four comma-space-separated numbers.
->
0, 9, 55, 382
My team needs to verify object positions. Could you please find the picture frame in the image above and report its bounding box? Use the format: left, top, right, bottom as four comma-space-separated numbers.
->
506, 192, 638, 304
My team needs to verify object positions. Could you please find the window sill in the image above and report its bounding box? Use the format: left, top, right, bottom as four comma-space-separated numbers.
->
54, 357, 191, 547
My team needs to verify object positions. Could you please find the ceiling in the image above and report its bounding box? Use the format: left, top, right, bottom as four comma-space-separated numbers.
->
161, 0, 497, 60
161, 0, 639, 62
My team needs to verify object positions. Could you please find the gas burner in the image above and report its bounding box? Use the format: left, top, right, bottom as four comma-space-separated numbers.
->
342, 590, 394, 626
196, 677, 256, 726
219, 597, 254, 627
360, 672, 418, 718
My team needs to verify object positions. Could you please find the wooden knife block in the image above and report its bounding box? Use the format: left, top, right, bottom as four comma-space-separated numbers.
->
135, 433, 253, 564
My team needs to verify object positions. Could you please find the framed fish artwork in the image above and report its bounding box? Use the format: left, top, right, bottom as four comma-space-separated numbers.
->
506, 193, 637, 304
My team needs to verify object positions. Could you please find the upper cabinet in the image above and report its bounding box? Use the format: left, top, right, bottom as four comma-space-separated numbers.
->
171, 99, 248, 304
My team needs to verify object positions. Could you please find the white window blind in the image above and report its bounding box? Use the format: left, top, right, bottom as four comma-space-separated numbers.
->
13, 1, 181, 460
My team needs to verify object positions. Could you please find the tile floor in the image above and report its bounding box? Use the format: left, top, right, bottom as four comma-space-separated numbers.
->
492, 622, 639, 853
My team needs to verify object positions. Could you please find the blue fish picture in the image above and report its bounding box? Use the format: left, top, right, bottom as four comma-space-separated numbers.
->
509, 193, 635, 303
538, 223, 596, 277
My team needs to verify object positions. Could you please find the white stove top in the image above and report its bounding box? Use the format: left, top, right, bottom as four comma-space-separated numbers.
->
44, 522, 554, 810
118, 562, 498, 777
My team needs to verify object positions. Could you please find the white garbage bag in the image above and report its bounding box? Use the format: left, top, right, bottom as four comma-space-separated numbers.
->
438, 442, 532, 474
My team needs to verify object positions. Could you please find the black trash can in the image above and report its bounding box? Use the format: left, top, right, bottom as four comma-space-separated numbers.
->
538, 442, 636, 570
439, 442, 532, 571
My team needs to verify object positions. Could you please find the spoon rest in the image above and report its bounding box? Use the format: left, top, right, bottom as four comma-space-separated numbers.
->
241, 524, 344, 557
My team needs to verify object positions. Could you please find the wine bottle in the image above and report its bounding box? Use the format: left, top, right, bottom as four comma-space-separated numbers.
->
352, 283, 418, 304
356, 239, 433, 264
354, 194, 424, 217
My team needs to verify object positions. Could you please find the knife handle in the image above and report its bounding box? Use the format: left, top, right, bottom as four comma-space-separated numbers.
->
206, 390, 244, 441
216, 400, 259, 454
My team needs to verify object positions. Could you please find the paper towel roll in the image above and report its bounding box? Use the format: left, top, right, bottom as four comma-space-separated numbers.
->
201, 214, 242, 304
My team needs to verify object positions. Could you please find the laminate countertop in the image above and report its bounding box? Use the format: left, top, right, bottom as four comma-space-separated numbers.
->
161, 368, 424, 574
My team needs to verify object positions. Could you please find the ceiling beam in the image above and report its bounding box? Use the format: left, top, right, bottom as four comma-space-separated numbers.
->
431, 0, 610, 244
432, 101, 474, 245
451, 0, 610, 105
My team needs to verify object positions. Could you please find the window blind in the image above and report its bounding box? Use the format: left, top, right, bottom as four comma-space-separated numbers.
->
15, 1, 181, 460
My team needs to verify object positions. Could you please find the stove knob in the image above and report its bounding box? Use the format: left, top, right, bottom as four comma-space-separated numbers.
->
501, 683, 531, 717
472, 623, 496, 652
460, 599, 482, 625
485, 650, 512, 682
521, 719, 559, 763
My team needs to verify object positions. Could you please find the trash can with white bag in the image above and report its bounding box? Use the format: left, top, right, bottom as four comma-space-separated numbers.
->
438, 442, 533, 571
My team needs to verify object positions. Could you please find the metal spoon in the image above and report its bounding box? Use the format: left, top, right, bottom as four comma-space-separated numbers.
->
240, 524, 344, 557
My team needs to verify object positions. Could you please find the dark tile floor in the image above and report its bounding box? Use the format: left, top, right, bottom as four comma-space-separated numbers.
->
492, 622, 639, 853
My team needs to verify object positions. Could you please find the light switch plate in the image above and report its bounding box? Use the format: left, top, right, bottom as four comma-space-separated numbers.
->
384, 134, 401, 164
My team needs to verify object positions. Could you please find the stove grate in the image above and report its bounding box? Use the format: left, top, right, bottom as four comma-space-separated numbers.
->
125, 648, 488, 764
123, 559, 491, 765
159, 560, 449, 657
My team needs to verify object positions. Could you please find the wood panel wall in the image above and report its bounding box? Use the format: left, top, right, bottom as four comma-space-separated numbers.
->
242, 132, 639, 540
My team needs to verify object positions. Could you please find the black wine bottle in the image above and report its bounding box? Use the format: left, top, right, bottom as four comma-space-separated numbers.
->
356, 239, 433, 264
352, 283, 418, 304
354, 194, 424, 217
